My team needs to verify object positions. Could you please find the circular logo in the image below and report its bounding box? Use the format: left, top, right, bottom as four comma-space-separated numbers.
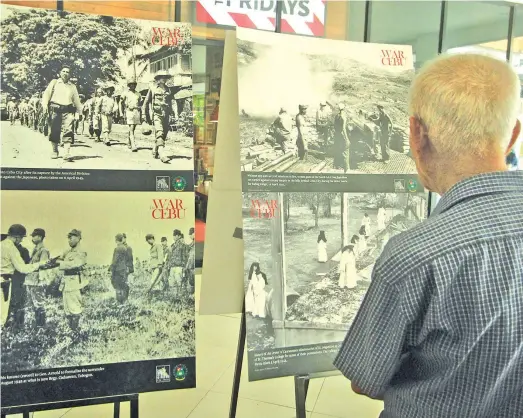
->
407, 179, 418, 192
174, 364, 188, 381
172, 176, 187, 191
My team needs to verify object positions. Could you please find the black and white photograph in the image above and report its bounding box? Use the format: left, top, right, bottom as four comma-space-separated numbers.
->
1, 5, 193, 171
237, 28, 417, 175
1, 191, 195, 379
243, 192, 427, 373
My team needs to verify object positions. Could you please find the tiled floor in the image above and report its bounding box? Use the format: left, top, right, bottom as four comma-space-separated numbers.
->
7, 275, 383, 418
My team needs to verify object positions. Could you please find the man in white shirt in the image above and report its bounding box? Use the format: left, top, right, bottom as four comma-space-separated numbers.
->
41, 67, 83, 161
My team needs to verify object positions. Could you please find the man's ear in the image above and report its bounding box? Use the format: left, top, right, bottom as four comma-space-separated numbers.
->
506, 119, 521, 155
409, 116, 424, 157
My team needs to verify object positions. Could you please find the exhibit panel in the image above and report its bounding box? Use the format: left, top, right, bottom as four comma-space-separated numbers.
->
236, 27, 428, 381
0, 3, 196, 409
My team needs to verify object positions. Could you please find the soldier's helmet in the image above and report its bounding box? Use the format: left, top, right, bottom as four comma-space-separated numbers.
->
67, 229, 82, 239
7, 224, 27, 237
127, 79, 138, 86
298, 104, 308, 111
154, 70, 171, 80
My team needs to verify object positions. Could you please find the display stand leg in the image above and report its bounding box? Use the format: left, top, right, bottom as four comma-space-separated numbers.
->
114, 401, 120, 418
229, 301, 246, 418
294, 375, 310, 418
130, 394, 139, 418
22, 413, 29, 418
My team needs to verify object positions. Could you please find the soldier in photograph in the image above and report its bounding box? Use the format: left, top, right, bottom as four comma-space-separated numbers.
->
82, 92, 96, 139
7, 96, 17, 125
24, 228, 50, 328
91, 87, 104, 142
166, 229, 187, 290
296, 104, 309, 160
316, 101, 331, 149
146, 234, 167, 291
0, 225, 41, 329
31, 92, 43, 132
109, 233, 130, 304
54, 229, 87, 332
161, 237, 169, 261
143, 70, 174, 163
370, 104, 393, 163
184, 228, 195, 292
120, 79, 142, 152
99, 85, 118, 146
270, 107, 292, 154
19, 98, 28, 127
333, 103, 350, 172
41, 66, 83, 161
122, 233, 134, 278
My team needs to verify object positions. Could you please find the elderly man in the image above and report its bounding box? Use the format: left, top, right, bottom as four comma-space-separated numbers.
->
334, 54, 523, 418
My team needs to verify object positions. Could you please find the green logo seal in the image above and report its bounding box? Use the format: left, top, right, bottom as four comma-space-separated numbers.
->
172, 176, 187, 191
174, 364, 188, 381
407, 179, 418, 192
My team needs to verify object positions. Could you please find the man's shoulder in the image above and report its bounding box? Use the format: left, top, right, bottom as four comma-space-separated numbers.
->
377, 194, 523, 285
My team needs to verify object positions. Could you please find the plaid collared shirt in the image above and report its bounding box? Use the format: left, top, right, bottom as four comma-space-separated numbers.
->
334, 171, 523, 418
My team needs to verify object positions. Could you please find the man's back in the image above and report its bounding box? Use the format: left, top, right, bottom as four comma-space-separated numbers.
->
380, 171, 523, 417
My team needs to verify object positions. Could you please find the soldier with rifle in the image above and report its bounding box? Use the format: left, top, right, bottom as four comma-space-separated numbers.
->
109, 233, 131, 304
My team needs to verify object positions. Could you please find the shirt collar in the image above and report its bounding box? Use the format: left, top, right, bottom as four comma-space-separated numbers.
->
431, 170, 523, 216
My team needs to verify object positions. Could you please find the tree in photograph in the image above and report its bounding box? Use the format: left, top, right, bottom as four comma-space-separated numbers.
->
1, 8, 141, 97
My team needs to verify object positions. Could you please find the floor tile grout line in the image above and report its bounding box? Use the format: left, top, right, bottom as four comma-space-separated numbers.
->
312, 378, 326, 413
185, 388, 211, 418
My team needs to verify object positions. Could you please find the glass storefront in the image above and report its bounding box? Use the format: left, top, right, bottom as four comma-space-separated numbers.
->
6, 0, 522, 262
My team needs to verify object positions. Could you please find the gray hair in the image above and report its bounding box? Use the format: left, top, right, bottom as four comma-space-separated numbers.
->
408, 53, 521, 156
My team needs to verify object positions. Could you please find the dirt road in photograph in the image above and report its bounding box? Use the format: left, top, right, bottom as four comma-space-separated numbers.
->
1, 121, 193, 171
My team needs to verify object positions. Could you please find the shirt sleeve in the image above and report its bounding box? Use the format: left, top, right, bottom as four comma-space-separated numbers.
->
9, 245, 38, 275
333, 268, 408, 399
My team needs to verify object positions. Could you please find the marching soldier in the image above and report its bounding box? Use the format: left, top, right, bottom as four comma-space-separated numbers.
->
19, 99, 28, 127
41, 66, 83, 161
120, 79, 142, 151
370, 104, 393, 163
1, 225, 41, 328
161, 237, 169, 262
7, 97, 17, 125
54, 229, 87, 332
109, 234, 130, 304
143, 70, 175, 163
24, 228, 50, 328
82, 92, 96, 139
99, 85, 118, 146
296, 104, 309, 160
91, 87, 104, 142
316, 102, 330, 148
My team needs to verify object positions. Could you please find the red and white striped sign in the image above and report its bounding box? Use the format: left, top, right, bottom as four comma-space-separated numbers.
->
196, 0, 325, 37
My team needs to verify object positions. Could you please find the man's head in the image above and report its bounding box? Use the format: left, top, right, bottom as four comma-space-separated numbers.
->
31, 228, 45, 245
408, 54, 521, 194
173, 229, 182, 240
96, 88, 103, 97
7, 224, 26, 245
128, 80, 137, 92
161, 237, 168, 245
146, 233, 155, 245
67, 229, 81, 247
122, 233, 127, 244
189, 227, 195, 242
299, 104, 308, 115
115, 233, 124, 244
60, 67, 71, 83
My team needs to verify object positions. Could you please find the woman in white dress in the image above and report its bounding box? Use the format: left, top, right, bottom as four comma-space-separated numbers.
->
350, 234, 360, 257
377, 207, 386, 230
358, 226, 368, 253
317, 231, 328, 263
253, 272, 268, 318
361, 213, 371, 237
338, 245, 358, 289
245, 262, 259, 315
